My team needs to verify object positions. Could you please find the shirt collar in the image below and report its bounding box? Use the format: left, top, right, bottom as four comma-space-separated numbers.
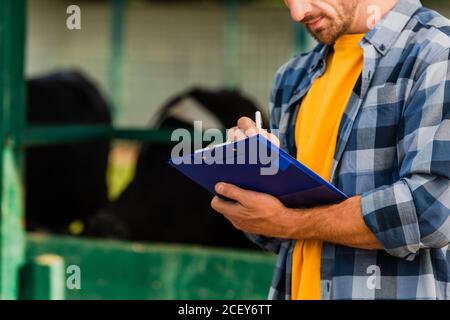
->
308, 0, 422, 74
363, 0, 423, 55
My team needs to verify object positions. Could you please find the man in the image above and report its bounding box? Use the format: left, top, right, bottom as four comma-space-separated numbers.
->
211, 0, 450, 300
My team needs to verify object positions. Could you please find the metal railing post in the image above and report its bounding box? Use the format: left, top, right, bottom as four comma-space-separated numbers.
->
0, 0, 27, 299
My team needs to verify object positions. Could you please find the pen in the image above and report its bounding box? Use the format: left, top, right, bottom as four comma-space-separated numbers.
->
255, 111, 262, 130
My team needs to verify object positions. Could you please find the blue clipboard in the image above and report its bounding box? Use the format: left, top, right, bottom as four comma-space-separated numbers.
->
168, 134, 347, 208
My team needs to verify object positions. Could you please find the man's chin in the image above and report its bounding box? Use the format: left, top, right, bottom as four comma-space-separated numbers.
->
306, 19, 351, 45
309, 30, 338, 45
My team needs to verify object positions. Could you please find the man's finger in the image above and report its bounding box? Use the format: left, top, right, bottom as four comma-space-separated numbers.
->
228, 126, 247, 141
237, 117, 257, 132
236, 116, 280, 146
227, 126, 238, 141
215, 183, 260, 206
230, 125, 257, 139
211, 196, 239, 215
230, 128, 247, 141
259, 130, 280, 147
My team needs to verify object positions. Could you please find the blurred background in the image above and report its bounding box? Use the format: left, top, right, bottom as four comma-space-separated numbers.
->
2, 0, 449, 300
27, 0, 309, 127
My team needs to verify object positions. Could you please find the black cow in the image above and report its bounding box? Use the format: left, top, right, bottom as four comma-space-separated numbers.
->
26, 70, 111, 233
84, 88, 268, 249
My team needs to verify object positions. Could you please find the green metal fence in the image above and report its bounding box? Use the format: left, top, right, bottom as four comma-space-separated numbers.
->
0, 0, 27, 299
23, 234, 275, 300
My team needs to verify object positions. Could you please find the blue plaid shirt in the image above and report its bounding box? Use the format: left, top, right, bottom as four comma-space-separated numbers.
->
247, 0, 450, 300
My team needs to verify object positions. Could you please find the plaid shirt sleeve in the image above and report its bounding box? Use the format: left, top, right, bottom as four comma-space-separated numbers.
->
361, 48, 450, 261
244, 233, 284, 254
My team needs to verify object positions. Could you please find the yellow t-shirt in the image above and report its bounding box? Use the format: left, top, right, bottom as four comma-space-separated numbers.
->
291, 33, 365, 300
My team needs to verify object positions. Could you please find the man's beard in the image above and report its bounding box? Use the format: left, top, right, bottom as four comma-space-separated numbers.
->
306, 3, 357, 45
307, 19, 349, 44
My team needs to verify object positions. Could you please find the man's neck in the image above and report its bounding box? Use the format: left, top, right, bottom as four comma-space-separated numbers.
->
348, 0, 399, 34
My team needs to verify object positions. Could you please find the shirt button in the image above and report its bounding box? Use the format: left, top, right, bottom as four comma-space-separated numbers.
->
380, 44, 386, 51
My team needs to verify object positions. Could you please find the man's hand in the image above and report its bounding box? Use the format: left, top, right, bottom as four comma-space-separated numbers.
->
211, 182, 383, 250
211, 183, 290, 238
228, 116, 280, 147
